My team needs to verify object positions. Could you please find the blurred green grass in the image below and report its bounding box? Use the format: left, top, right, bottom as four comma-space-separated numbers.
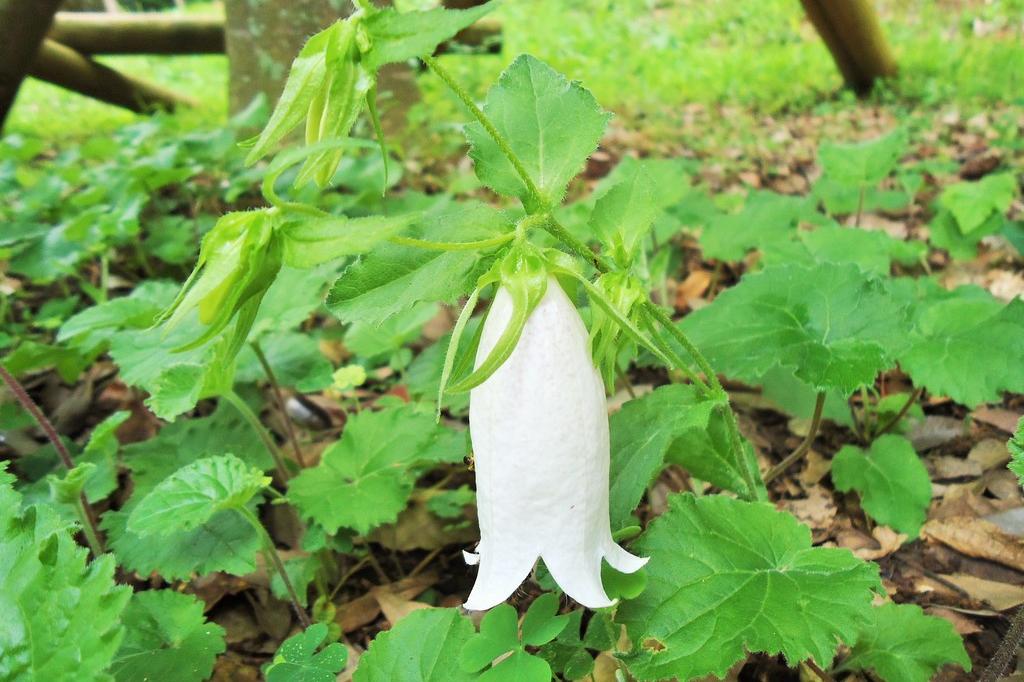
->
5, 0, 1022, 143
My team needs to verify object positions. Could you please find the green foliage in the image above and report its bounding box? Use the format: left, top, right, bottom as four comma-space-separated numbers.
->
818, 129, 907, 187
265, 623, 348, 682
938, 172, 1017, 235
1008, 417, 1024, 486
682, 263, 906, 395
103, 505, 262, 581
105, 411, 269, 579
591, 161, 683, 266
111, 590, 226, 682
537, 610, 613, 681
328, 203, 507, 326
608, 385, 759, 528
289, 405, 466, 534
0, 464, 131, 681
460, 594, 566, 681
840, 603, 971, 682
897, 283, 1024, 407
362, 2, 498, 69
616, 494, 880, 681
127, 454, 270, 537
832, 435, 932, 537
466, 54, 610, 211
698, 190, 807, 261
354, 608, 477, 682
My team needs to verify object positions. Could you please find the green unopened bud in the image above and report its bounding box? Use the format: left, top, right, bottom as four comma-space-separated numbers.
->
297, 20, 373, 188
446, 243, 548, 394
589, 272, 645, 390
244, 15, 372, 188
160, 210, 283, 351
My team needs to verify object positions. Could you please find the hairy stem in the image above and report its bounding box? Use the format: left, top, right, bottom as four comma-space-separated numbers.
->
642, 302, 724, 397
251, 340, 305, 468
223, 390, 291, 483
238, 506, 311, 628
389, 233, 514, 251
421, 53, 548, 211
638, 307, 711, 394
764, 392, 827, 484
0, 365, 105, 556
720, 401, 762, 501
873, 387, 922, 439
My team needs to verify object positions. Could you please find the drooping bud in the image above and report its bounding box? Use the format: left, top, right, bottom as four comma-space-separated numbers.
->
464, 276, 647, 610
243, 17, 371, 188
588, 271, 646, 391
159, 209, 282, 351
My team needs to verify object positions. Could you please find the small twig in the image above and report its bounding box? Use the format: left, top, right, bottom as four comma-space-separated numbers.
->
363, 545, 390, 583
873, 387, 922, 439
251, 340, 306, 468
328, 556, 370, 602
764, 392, 826, 484
0, 364, 105, 557
982, 604, 1024, 682
409, 546, 443, 578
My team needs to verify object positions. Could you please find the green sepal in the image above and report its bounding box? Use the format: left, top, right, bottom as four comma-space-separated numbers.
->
158, 210, 283, 352
446, 244, 547, 394
550, 262, 676, 374
588, 271, 646, 390
437, 285, 481, 417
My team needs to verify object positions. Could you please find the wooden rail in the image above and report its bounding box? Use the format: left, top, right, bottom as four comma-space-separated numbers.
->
48, 12, 225, 55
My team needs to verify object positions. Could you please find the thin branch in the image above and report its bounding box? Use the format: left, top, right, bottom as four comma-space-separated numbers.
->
250, 340, 305, 468
873, 387, 922, 439
764, 392, 827, 484
982, 604, 1024, 682
0, 364, 105, 556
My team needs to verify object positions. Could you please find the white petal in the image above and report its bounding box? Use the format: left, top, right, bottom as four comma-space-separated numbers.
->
466, 277, 646, 610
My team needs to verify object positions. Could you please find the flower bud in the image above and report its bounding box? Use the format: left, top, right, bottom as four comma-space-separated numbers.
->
160, 210, 282, 350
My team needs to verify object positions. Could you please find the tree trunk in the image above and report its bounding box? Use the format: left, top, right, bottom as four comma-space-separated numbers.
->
0, 0, 64, 130
800, 0, 897, 95
29, 38, 196, 112
49, 12, 225, 54
224, 0, 353, 115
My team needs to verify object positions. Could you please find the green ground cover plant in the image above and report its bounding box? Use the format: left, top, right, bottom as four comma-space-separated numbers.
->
2, 1, 1023, 681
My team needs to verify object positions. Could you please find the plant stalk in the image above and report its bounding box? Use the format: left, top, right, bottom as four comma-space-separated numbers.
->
250, 341, 306, 468
223, 390, 291, 483
421, 53, 548, 211
764, 391, 827, 484
873, 387, 922, 439
238, 506, 311, 628
0, 364, 105, 556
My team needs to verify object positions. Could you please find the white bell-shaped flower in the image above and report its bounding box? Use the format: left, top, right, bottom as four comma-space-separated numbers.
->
464, 276, 647, 610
